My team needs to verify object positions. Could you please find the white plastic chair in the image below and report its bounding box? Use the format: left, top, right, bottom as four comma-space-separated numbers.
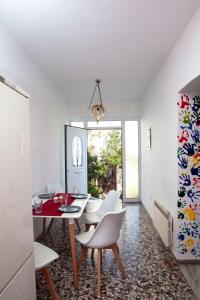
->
76, 209, 127, 296
84, 190, 120, 231
34, 242, 59, 300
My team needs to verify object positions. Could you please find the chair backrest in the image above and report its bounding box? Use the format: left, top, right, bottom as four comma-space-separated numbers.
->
46, 184, 64, 194
97, 190, 120, 216
114, 198, 122, 211
85, 208, 126, 249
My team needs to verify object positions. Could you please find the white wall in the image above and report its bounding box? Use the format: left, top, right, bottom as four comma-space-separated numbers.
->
141, 6, 200, 259
66, 98, 142, 122
0, 22, 67, 236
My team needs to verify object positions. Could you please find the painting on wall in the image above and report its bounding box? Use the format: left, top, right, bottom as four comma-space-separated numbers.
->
147, 127, 151, 150
177, 94, 200, 258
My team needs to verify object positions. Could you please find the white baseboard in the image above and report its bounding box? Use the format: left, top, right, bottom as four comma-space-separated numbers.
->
124, 198, 141, 203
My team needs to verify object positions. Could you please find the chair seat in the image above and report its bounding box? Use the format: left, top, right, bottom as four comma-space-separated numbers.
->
76, 229, 95, 245
34, 242, 59, 271
83, 212, 102, 225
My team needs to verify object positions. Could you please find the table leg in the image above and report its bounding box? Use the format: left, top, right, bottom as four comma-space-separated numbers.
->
69, 219, 79, 288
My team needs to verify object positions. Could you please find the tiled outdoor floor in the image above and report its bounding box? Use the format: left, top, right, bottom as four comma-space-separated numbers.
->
36, 204, 196, 299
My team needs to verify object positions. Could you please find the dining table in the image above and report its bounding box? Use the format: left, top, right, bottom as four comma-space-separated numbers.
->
32, 194, 89, 289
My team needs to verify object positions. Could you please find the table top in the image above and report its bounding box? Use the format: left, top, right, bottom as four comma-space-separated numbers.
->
32, 197, 88, 219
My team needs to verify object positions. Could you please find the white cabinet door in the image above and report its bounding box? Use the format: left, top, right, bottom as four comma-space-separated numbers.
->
0, 254, 36, 300
65, 125, 87, 193
0, 82, 33, 292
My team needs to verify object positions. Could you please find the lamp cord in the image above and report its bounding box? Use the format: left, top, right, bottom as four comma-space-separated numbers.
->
88, 80, 103, 108
97, 81, 103, 105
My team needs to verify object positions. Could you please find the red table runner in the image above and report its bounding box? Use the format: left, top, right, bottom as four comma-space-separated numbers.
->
33, 193, 75, 217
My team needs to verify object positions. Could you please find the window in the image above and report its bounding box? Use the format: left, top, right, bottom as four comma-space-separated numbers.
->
87, 121, 121, 128
125, 121, 138, 199
71, 122, 84, 128
72, 136, 82, 167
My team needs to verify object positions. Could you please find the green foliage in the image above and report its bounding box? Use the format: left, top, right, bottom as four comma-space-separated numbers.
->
87, 151, 101, 197
101, 130, 122, 167
87, 152, 99, 182
88, 181, 100, 198
88, 130, 122, 196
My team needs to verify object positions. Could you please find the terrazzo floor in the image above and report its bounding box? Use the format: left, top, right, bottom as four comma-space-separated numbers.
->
36, 203, 196, 300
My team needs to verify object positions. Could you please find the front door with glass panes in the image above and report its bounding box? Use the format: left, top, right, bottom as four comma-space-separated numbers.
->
65, 125, 87, 194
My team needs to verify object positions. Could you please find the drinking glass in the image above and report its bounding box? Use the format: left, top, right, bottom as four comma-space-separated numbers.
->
49, 188, 55, 199
61, 194, 68, 206
34, 198, 43, 213
73, 186, 79, 194
64, 194, 69, 205
59, 195, 64, 205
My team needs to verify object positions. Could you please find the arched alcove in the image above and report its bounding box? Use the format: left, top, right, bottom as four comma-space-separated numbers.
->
179, 74, 200, 94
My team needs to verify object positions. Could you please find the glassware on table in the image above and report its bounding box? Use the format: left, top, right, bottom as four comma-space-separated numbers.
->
34, 198, 43, 213
64, 194, 69, 205
53, 196, 59, 203
73, 185, 80, 194
49, 188, 55, 199
60, 194, 68, 206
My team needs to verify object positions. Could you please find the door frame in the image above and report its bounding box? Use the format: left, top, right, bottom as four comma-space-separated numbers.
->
69, 120, 141, 202
122, 120, 141, 203
87, 126, 123, 199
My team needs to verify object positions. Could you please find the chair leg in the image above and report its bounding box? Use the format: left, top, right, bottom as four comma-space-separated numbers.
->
46, 218, 55, 235
85, 223, 91, 231
35, 271, 40, 289
111, 243, 127, 279
42, 218, 46, 239
91, 248, 95, 258
41, 267, 58, 300
97, 249, 102, 297
78, 245, 87, 271
63, 219, 67, 238
116, 243, 120, 254
75, 219, 81, 231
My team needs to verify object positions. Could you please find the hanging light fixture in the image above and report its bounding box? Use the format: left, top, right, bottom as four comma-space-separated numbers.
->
89, 79, 105, 123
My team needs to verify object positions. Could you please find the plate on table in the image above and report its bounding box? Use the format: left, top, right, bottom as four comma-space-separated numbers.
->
38, 193, 54, 199
58, 205, 81, 213
71, 193, 88, 199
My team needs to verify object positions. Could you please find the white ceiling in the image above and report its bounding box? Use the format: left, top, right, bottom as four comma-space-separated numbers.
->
0, 0, 199, 105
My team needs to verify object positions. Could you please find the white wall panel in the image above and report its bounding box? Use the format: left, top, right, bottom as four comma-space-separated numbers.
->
0, 83, 33, 292
0, 255, 36, 300
141, 5, 200, 259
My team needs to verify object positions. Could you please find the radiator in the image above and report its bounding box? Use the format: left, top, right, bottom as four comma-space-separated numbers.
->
153, 201, 173, 248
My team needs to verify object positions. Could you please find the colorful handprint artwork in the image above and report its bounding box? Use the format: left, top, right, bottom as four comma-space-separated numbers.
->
177, 94, 200, 258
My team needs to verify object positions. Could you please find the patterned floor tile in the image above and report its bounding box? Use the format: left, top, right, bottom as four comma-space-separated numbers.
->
36, 204, 196, 300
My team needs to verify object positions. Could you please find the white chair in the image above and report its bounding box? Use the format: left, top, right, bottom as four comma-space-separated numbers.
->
84, 190, 120, 231
34, 242, 59, 300
76, 209, 127, 296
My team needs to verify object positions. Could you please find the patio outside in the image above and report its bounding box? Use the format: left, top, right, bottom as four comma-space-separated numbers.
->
88, 129, 122, 198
